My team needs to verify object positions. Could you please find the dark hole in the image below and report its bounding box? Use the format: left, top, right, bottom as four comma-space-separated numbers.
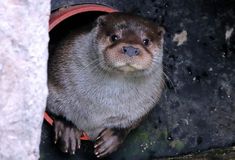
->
153, 123, 158, 129
202, 71, 208, 77
49, 11, 107, 55
166, 79, 175, 90
197, 136, 203, 145
186, 66, 192, 75
202, 42, 207, 46
169, 54, 177, 61
155, 8, 159, 13
209, 35, 215, 41
195, 75, 201, 82
153, 18, 157, 22
158, 117, 162, 124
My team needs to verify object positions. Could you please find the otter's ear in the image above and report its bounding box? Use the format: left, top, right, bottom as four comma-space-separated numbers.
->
96, 15, 106, 27
157, 26, 165, 38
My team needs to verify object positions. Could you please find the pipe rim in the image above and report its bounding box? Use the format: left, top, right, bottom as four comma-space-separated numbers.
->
49, 4, 118, 31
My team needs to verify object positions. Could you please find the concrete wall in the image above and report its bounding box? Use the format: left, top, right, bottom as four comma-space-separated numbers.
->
0, 1, 50, 160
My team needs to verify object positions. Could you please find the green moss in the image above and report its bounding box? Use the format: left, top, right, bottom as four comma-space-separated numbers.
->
169, 140, 185, 151
156, 129, 168, 140
137, 131, 150, 141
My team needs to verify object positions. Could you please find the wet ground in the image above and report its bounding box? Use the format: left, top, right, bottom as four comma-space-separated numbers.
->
40, 0, 235, 159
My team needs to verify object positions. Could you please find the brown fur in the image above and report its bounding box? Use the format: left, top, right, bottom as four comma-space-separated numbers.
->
47, 12, 165, 157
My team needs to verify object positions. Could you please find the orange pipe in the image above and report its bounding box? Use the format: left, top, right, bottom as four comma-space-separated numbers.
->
44, 112, 90, 140
49, 4, 118, 31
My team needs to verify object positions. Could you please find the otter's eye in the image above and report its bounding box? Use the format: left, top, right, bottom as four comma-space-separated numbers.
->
143, 38, 150, 46
110, 35, 119, 42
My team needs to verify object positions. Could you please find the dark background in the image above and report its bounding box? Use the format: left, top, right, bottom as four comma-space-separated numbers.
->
40, 0, 235, 159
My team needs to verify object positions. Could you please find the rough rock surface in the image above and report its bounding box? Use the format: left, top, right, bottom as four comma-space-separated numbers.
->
0, 1, 50, 160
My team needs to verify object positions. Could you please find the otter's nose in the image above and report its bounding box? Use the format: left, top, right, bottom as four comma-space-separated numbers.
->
122, 46, 140, 57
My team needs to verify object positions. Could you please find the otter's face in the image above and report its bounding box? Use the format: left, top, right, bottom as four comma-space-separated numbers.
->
95, 13, 165, 74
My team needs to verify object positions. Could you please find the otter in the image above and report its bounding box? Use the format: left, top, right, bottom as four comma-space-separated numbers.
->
47, 12, 165, 158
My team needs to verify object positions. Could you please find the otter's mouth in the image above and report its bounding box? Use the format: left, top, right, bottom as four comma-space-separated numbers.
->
103, 57, 153, 73
117, 64, 139, 72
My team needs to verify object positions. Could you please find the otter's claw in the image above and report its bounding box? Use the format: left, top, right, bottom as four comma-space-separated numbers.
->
94, 128, 129, 158
54, 119, 82, 155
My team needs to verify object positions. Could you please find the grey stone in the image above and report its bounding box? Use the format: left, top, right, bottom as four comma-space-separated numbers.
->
0, 0, 50, 160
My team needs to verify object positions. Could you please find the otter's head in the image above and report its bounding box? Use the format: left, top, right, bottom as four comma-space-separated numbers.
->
94, 13, 165, 75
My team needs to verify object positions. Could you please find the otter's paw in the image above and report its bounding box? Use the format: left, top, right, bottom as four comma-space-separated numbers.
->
94, 128, 128, 158
54, 119, 82, 155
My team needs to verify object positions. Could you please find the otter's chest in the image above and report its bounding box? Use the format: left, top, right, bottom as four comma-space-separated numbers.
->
81, 78, 157, 128
71, 72, 162, 139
